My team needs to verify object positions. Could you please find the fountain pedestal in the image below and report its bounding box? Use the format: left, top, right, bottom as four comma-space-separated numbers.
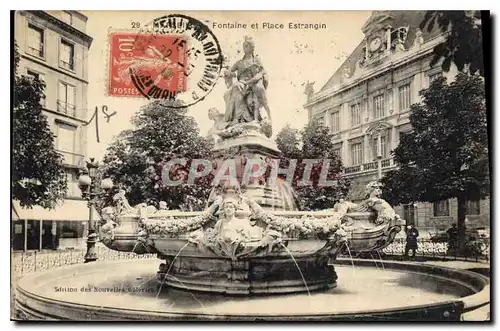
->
157, 254, 338, 295
209, 130, 299, 211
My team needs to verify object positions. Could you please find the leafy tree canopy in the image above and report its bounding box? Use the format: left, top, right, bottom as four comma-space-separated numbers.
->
13, 41, 67, 208
421, 10, 485, 76
102, 100, 214, 211
276, 121, 351, 211
381, 73, 489, 246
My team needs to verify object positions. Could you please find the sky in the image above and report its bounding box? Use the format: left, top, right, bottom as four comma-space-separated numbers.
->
82, 11, 372, 160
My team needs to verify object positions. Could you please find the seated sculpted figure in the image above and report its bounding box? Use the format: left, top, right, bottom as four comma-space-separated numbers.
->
362, 181, 402, 225
331, 182, 402, 228
207, 107, 228, 142
224, 36, 271, 125
113, 189, 135, 215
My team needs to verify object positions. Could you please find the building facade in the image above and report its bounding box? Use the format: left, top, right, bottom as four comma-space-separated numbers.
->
13, 10, 94, 251
304, 11, 490, 238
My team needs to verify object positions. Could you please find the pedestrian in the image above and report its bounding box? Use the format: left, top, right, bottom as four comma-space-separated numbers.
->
404, 225, 419, 259
446, 223, 458, 253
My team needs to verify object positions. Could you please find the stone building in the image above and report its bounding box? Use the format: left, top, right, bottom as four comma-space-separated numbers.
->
304, 11, 490, 238
12, 11, 94, 251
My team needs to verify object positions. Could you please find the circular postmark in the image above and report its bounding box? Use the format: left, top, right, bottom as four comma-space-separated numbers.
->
129, 14, 224, 108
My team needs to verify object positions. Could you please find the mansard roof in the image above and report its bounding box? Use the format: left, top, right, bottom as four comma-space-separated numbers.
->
319, 11, 442, 93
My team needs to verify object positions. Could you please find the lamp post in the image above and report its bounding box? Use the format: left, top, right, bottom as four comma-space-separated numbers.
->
376, 130, 383, 180
413, 202, 418, 227
78, 158, 113, 263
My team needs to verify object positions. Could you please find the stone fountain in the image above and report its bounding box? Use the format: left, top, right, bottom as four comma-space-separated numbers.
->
96, 36, 404, 295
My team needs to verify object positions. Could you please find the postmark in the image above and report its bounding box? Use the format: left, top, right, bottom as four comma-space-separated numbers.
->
108, 14, 224, 108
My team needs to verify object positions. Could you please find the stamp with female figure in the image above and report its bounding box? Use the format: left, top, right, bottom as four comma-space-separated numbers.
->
107, 14, 224, 108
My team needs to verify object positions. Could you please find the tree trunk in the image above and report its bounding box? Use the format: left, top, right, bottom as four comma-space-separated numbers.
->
457, 196, 467, 255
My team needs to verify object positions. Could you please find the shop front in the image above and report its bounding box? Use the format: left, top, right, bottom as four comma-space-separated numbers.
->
12, 200, 99, 252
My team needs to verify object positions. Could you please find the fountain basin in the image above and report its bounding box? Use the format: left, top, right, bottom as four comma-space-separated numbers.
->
101, 209, 401, 295
14, 258, 490, 321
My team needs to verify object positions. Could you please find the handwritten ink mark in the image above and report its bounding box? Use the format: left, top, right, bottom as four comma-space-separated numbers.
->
83, 105, 116, 143
102, 105, 117, 123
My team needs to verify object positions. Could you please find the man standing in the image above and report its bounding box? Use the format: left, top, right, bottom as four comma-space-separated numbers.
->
404, 225, 419, 259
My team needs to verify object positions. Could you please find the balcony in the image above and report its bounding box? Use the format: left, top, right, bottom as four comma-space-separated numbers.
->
27, 45, 44, 58
57, 100, 77, 117
60, 59, 74, 71
58, 150, 84, 168
65, 180, 81, 198
344, 158, 395, 176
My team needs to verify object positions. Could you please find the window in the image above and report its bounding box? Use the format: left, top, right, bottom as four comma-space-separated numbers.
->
372, 136, 388, 159
59, 221, 85, 239
316, 116, 325, 126
60, 11, 72, 25
60, 40, 75, 70
373, 94, 385, 119
333, 148, 341, 158
66, 172, 79, 197
58, 82, 76, 116
391, 27, 409, 45
466, 200, 480, 215
429, 72, 442, 85
398, 84, 411, 110
27, 24, 44, 57
27, 70, 40, 81
27, 70, 46, 107
351, 143, 363, 166
330, 111, 340, 133
433, 200, 450, 217
351, 103, 361, 126
56, 122, 76, 153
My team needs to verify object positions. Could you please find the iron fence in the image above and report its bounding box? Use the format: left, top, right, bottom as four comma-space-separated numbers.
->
379, 238, 490, 261
12, 246, 157, 277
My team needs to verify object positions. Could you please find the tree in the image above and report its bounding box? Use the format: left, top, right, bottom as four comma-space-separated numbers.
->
276, 121, 351, 211
421, 11, 485, 76
381, 74, 490, 251
12, 41, 67, 208
102, 100, 214, 211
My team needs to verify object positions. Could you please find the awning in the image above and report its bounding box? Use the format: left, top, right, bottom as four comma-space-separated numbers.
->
12, 200, 100, 222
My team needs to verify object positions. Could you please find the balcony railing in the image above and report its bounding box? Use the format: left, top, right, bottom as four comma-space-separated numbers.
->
57, 100, 76, 117
60, 59, 74, 71
363, 161, 377, 170
344, 158, 395, 175
27, 45, 44, 58
381, 158, 392, 168
58, 150, 84, 168
345, 165, 361, 174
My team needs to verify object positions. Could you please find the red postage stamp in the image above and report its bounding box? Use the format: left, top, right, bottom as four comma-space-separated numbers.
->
107, 32, 188, 98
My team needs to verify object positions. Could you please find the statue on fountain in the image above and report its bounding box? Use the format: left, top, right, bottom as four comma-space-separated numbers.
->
208, 36, 273, 141
208, 107, 228, 143
188, 187, 283, 261
334, 181, 403, 227
225, 36, 271, 123
362, 181, 402, 225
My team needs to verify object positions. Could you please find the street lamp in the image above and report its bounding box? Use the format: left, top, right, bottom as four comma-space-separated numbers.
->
377, 134, 383, 180
413, 202, 418, 227
78, 158, 113, 263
